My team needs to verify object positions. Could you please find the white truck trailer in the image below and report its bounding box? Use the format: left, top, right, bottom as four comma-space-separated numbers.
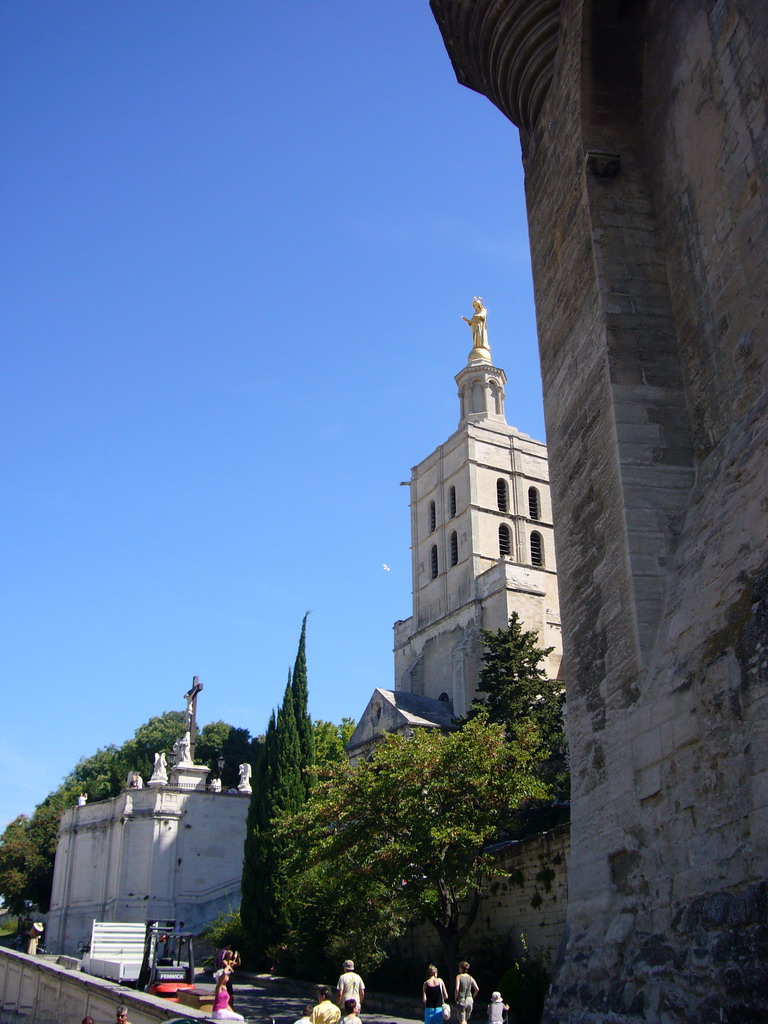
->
81, 921, 146, 983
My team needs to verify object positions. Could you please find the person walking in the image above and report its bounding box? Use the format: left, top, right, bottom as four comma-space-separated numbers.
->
337, 959, 365, 1011
454, 962, 479, 1023
422, 964, 449, 1024
487, 992, 508, 1024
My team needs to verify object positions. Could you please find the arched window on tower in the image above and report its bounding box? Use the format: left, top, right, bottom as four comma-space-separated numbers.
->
430, 544, 439, 579
497, 478, 508, 512
450, 531, 458, 566
448, 486, 457, 519
499, 524, 511, 557
528, 487, 540, 520
530, 531, 544, 566
428, 500, 436, 533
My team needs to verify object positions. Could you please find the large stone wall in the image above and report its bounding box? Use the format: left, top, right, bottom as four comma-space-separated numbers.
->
47, 787, 249, 956
395, 825, 569, 970
430, 1, 768, 1022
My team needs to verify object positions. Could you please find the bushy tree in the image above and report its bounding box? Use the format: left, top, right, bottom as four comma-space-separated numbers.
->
197, 721, 261, 790
313, 718, 356, 765
277, 713, 545, 973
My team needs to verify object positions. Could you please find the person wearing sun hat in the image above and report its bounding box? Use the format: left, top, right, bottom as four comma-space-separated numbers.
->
337, 959, 365, 1011
25, 922, 44, 956
487, 992, 508, 1023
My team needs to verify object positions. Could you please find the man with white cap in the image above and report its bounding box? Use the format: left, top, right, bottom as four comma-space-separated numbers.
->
337, 959, 365, 1011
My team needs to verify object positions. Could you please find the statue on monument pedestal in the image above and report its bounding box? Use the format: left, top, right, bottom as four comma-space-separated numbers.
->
237, 763, 252, 794
173, 732, 194, 767
461, 297, 490, 356
149, 751, 168, 786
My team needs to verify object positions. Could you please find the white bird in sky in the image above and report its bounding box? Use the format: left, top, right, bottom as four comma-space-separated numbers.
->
382, 564, 391, 572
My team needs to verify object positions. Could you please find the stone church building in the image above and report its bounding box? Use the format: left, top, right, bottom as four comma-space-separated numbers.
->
348, 317, 562, 759
430, 2, 767, 1022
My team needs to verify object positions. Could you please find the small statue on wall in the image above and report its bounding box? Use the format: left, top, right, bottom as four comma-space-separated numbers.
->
237, 763, 252, 794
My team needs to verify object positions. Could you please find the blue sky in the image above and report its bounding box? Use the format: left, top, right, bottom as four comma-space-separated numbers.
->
0, 1, 543, 829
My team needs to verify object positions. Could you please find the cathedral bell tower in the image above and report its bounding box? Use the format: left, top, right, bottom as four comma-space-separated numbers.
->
393, 300, 562, 717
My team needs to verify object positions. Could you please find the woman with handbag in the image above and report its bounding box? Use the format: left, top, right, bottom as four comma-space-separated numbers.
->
423, 964, 449, 1024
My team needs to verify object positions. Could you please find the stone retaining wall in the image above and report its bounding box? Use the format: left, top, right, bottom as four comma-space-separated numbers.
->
0, 948, 207, 1024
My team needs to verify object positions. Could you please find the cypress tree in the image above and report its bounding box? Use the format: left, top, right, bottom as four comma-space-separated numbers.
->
241, 618, 319, 960
273, 672, 304, 815
241, 711, 278, 952
291, 612, 315, 796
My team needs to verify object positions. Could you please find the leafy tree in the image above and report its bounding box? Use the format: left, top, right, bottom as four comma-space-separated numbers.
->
313, 718, 356, 765
467, 613, 569, 816
0, 789, 73, 914
277, 713, 545, 973
197, 722, 261, 790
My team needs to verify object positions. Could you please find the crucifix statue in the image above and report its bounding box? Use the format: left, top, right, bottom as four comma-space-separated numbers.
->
183, 676, 204, 762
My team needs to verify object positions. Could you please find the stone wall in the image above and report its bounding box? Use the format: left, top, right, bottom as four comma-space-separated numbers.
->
430, 1, 768, 1021
0, 948, 207, 1024
395, 825, 569, 969
47, 787, 249, 955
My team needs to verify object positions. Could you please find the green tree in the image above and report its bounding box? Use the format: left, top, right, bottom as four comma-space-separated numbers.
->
241, 618, 319, 963
240, 710, 278, 959
313, 718, 356, 765
278, 713, 545, 973
291, 613, 315, 797
467, 613, 569, 814
197, 721, 261, 790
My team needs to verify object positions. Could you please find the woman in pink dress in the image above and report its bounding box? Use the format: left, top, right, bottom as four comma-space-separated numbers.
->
212, 965, 245, 1020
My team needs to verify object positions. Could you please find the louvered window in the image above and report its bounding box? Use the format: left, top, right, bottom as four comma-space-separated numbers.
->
529, 487, 540, 520
497, 479, 508, 512
530, 531, 544, 566
499, 524, 511, 557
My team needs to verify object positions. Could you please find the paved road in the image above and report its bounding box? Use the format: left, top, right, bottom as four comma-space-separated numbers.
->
192, 975, 420, 1024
